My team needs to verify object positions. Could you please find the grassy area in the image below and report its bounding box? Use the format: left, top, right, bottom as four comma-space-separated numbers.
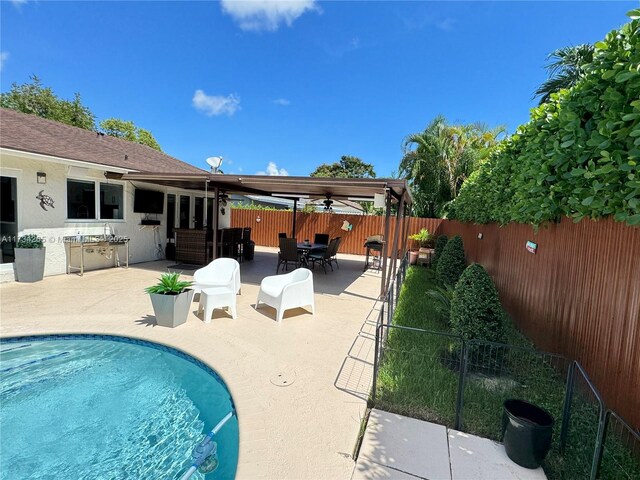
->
375, 266, 640, 480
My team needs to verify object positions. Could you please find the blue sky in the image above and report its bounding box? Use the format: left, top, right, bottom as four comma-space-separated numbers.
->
0, 1, 635, 177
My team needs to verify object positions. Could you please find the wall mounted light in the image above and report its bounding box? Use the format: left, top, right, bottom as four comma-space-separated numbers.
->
256, 215, 261, 223
478, 232, 483, 239
37, 172, 47, 184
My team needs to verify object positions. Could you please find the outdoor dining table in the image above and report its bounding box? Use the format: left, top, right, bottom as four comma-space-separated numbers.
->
297, 242, 327, 266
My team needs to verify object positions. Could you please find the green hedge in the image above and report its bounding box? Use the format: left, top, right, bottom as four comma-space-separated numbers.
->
436, 235, 465, 286
450, 13, 640, 226
450, 264, 506, 342
432, 234, 448, 268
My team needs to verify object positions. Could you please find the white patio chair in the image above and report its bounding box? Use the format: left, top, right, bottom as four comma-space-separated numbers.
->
192, 258, 241, 296
256, 268, 315, 323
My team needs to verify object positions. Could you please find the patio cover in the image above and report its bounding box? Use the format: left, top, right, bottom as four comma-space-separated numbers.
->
119, 172, 413, 296
119, 172, 410, 202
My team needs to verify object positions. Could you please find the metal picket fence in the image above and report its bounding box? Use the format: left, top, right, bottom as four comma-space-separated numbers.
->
371, 265, 640, 480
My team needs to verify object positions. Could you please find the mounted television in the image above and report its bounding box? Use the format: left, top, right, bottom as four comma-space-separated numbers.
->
134, 189, 164, 214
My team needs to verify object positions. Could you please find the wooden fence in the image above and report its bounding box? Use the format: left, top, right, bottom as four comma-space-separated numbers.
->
232, 208, 639, 428
230, 209, 442, 255
436, 217, 640, 430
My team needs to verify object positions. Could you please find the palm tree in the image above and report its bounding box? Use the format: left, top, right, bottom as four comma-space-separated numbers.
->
400, 117, 504, 217
535, 44, 595, 104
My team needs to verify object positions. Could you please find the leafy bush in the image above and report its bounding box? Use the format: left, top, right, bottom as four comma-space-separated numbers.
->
425, 284, 455, 324
231, 202, 289, 211
450, 264, 506, 342
145, 272, 192, 295
436, 235, 465, 286
16, 234, 44, 249
450, 13, 640, 226
432, 235, 448, 267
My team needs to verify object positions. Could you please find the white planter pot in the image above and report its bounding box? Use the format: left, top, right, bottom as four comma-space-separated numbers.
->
149, 289, 195, 328
14, 247, 46, 282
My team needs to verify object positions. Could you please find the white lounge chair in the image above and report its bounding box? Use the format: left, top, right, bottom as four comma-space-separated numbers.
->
256, 268, 315, 323
192, 258, 241, 296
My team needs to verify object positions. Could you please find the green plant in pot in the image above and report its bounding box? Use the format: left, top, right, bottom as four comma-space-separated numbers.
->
408, 228, 433, 265
409, 228, 433, 248
145, 272, 194, 328
14, 234, 46, 282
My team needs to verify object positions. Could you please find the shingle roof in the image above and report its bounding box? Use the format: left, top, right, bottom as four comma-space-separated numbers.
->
0, 108, 207, 175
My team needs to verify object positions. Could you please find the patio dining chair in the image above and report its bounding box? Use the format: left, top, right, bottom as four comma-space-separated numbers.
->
277, 237, 302, 273
231, 227, 243, 262
327, 236, 342, 270
217, 228, 234, 258
308, 237, 339, 273
314, 233, 330, 246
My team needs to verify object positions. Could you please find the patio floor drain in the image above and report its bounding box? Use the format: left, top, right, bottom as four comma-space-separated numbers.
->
270, 370, 296, 387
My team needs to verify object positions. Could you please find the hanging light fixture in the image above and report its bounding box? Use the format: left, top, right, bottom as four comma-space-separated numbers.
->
323, 195, 333, 212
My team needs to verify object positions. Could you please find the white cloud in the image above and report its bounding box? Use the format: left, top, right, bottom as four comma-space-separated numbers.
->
256, 162, 289, 176
436, 18, 456, 32
10, 0, 28, 6
398, 10, 456, 32
273, 98, 290, 106
220, 0, 318, 32
0, 52, 8, 72
323, 36, 361, 58
192, 90, 240, 116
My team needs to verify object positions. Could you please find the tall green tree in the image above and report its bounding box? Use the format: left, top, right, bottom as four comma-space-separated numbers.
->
310, 155, 376, 178
534, 44, 595, 104
99, 118, 162, 151
0, 75, 95, 130
400, 116, 504, 218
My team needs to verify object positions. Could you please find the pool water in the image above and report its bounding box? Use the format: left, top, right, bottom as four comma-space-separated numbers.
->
0, 336, 239, 479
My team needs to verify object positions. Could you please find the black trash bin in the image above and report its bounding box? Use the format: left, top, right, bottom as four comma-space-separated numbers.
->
502, 399, 554, 469
243, 241, 255, 261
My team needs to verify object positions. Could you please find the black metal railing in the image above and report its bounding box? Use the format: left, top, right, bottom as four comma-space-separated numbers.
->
372, 264, 640, 480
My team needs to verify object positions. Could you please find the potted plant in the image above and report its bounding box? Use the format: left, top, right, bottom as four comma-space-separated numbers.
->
14, 234, 46, 282
145, 272, 194, 328
408, 228, 433, 265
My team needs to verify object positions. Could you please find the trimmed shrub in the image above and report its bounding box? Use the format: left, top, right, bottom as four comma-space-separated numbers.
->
432, 235, 448, 267
436, 235, 465, 286
450, 263, 506, 342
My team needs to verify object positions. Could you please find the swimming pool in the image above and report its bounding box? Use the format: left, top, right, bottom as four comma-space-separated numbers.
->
0, 335, 239, 479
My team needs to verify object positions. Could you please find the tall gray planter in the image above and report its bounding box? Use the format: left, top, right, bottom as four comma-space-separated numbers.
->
14, 247, 46, 282
149, 289, 194, 328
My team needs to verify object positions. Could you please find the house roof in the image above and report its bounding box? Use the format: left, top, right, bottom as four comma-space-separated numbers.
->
0, 108, 412, 205
0, 108, 207, 175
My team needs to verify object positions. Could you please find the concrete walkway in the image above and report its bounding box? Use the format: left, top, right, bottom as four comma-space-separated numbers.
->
0, 247, 382, 479
354, 409, 547, 480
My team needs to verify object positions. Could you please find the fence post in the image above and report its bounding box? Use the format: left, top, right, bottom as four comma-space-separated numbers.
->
590, 407, 607, 480
559, 361, 575, 454
372, 323, 380, 404
455, 340, 468, 430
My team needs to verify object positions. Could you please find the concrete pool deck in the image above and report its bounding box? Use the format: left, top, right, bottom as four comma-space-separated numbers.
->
0, 247, 381, 479
354, 409, 547, 480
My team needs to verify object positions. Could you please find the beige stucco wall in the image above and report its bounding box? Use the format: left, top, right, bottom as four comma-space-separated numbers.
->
1, 149, 223, 282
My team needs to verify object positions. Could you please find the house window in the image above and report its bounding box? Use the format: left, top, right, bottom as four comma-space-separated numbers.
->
67, 179, 96, 219
67, 179, 124, 220
100, 183, 123, 220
